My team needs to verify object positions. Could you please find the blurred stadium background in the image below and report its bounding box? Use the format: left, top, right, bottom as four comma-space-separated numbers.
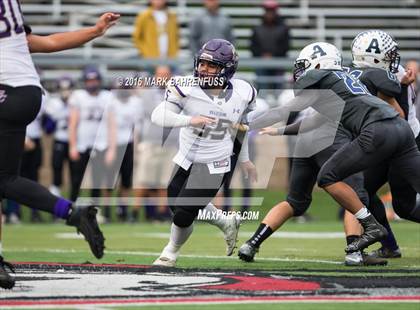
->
25, 0, 420, 83
10, 0, 419, 222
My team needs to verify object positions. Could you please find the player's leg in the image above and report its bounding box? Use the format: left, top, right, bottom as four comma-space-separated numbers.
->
117, 143, 134, 222
155, 162, 234, 266
0, 86, 104, 259
0, 203, 15, 289
50, 140, 66, 196
239, 157, 317, 262
364, 164, 402, 258
153, 165, 194, 267
319, 120, 414, 253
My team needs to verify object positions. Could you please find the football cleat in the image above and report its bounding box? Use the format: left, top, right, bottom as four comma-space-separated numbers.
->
238, 242, 259, 262
66, 205, 105, 259
223, 215, 241, 256
369, 246, 402, 259
153, 256, 177, 267
345, 251, 388, 266
0, 256, 15, 289
346, 215, 388, 253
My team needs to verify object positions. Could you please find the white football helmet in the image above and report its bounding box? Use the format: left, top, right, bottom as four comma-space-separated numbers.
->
351, 30, 400, 73
293, 42, 342, 80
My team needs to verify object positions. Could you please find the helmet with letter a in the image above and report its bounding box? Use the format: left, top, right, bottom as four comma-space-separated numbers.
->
351, 30, 400, 73
293, 42, 342, 81
194, 38, 238, 85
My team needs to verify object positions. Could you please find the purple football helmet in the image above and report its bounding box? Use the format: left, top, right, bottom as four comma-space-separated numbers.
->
194, 39, 238, 82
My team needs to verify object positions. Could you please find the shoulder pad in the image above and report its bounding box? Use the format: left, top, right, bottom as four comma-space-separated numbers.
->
363, 68, 401, 97
166, 75, 194, 98
295, 70, 330, 90
231, 79, 257, 104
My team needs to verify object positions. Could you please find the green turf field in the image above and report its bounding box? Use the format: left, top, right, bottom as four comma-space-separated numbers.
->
2, 190, 419, 309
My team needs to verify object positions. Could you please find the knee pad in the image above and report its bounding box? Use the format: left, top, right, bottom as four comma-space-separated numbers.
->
173, 209, 196, 227
317, 170, 338, 188
287, 198, 311, 217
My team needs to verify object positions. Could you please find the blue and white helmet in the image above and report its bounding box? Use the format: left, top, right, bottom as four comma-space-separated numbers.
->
194, 39, 238, 82
351, 30, 400, 73
294, 42, 342, 80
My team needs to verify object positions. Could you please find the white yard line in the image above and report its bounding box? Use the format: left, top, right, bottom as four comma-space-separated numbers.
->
6, 247, 343, 265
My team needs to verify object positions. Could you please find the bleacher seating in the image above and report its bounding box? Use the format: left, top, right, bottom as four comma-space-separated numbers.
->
21, 0, 420, 83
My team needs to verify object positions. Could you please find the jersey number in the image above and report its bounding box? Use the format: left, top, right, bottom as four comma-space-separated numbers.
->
193, 118, 232, 140
334, 70, 368, 95
0, 0, 24, 39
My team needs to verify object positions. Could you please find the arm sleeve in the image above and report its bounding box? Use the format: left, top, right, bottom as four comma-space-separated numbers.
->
238, 132, 249, 162
249, 90, 319, 130
396, 85, 409, 120
151, 101, 191, 127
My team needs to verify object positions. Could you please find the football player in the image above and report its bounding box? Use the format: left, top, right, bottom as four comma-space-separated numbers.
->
0, 0, 118, 288
151, 39, 257, 267
45, 76, 74, 198
349, 30, 420, 258
238, 102, 386, 266
68, 65, 117, 221
241, 42, 420, 257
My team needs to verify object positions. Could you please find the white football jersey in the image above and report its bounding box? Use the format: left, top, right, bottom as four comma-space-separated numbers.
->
45, 96, 70, 142
113, 94, 143, 146
0, 0, 41, 88
26, 94, 47, 139
396, 65, 420, 138
68, 89, 115, 152
166, 76, 256, 168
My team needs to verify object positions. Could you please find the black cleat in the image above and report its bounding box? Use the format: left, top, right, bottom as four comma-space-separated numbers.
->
66, 206, 105, 259
0, 256, 15, 289
346, 215, 388, 253
238, 242, 259, 262
370, 246, 402, 259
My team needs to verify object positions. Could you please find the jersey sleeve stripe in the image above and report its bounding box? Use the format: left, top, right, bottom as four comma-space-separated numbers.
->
249, 85, 256, 105
174, 84, 186, 98
168, 100, 183, 110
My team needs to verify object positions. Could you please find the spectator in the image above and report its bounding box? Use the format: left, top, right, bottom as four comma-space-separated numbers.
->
68, 66, 116, 222
45, 76, 74, 198
189, 0, 235, 55
405, 60, 419, 120
250, 0, 289, 91
132, 0, 179, 59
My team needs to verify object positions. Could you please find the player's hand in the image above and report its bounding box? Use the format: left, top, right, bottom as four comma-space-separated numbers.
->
401, 69, 416, 86
24, 138, 36, 151
231, 123, 249, 132
190, 116, 217, 128
259, 127, 279, 136
69, 146, 80, 161
105, 148, 116, 166
240, 160, 258, 183
94, 13, 120, 36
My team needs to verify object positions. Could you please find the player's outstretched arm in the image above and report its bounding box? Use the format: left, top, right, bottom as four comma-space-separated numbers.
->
27, 13, 120, 53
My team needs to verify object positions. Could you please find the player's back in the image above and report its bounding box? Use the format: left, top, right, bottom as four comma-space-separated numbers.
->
294, 69, 399, 135
0, 0, 40, 88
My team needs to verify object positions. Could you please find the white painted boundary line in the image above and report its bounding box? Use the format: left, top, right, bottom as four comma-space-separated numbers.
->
6, 247, 343, 265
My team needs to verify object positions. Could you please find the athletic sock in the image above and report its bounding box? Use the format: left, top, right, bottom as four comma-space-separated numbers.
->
54, 198, 72, 220
355, 207, 371, 220
162, 223, 194, 259
346, 235, 359, 246
247, 223, 273, 248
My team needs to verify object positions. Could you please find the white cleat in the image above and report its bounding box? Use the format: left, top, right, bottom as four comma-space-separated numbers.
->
152, 256, 177, 267
223, 215, 241, 256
